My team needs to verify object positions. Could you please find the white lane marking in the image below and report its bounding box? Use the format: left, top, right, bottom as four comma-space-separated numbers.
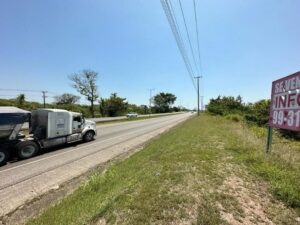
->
0, 116, 188, 174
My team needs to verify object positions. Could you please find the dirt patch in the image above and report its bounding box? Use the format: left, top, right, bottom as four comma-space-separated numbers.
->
218, 174, 298, 225
95, 218, 107, 225
220, 175, 274, 225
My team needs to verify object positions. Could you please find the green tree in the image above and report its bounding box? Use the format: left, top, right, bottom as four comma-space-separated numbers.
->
98, 98, 105, 117
54, 93, 80, 105
207, 96, 245, 115
69, 69, 99, 117
140, 105, 148, 114
16, 94, 26, 106
106, 93, 128, 117
153, 92, 177, 113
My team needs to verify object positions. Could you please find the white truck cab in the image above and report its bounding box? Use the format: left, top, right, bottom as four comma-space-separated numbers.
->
0, 107, 97, 166
30, 109, 97, 147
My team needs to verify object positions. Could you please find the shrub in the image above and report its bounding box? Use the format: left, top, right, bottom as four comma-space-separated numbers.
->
225, 114, 242, 123
244, 100, 270, 127
207, 95, 244, 116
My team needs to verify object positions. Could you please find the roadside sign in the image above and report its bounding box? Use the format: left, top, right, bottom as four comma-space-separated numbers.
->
270, 71, 300, 131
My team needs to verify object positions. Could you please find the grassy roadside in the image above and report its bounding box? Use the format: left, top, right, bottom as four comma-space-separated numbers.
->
27, 114, 299, 225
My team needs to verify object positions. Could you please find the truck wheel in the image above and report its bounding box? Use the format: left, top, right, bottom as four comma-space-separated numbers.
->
16, 141, 39, 159
83, 131, 94, 142
0, 149, 9, 166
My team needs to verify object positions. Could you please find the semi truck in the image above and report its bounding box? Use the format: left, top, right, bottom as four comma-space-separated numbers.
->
0, 107, 97, 166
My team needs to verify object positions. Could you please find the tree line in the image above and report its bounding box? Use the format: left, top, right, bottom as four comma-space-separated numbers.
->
68, 70, 180, 117
206, 95, 300, 139
1, 69, 185, 117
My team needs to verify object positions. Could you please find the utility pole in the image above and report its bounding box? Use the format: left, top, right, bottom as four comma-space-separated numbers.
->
148, 88, 155, 116
42, 91, 47, 108
194, 76, 202, 116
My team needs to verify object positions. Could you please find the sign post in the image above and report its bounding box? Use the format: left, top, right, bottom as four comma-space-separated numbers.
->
266, 127, 273, 153
269, 71, 300, 152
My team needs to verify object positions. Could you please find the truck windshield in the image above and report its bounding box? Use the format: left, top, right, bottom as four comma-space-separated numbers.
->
73, 117, 82, 123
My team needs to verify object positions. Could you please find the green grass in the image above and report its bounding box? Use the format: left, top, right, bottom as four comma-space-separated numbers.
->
223, 117, 300, 209
27, 114, 299, 225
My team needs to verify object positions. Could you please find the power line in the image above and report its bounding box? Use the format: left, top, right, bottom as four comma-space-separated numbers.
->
168, 0, 197, 89
0, 88, 42, 93
168, 0, 191, 73
193, 0, 203, 75
168, 0, 198, 84
161, 0, 197, 90
178, 0, 200, 75
0, 88, 58, 95
0, 95, 19, 97
0, 88, 56, 106
161, 0, 206, 113
0, 94, 55, 98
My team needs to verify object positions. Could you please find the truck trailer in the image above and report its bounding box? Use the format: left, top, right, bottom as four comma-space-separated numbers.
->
0, 107, 97, 166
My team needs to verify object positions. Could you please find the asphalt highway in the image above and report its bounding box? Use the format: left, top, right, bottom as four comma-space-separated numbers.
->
0, 113, 192, 218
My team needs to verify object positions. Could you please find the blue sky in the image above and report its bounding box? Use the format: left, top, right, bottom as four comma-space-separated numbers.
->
0, 0, 299, 109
